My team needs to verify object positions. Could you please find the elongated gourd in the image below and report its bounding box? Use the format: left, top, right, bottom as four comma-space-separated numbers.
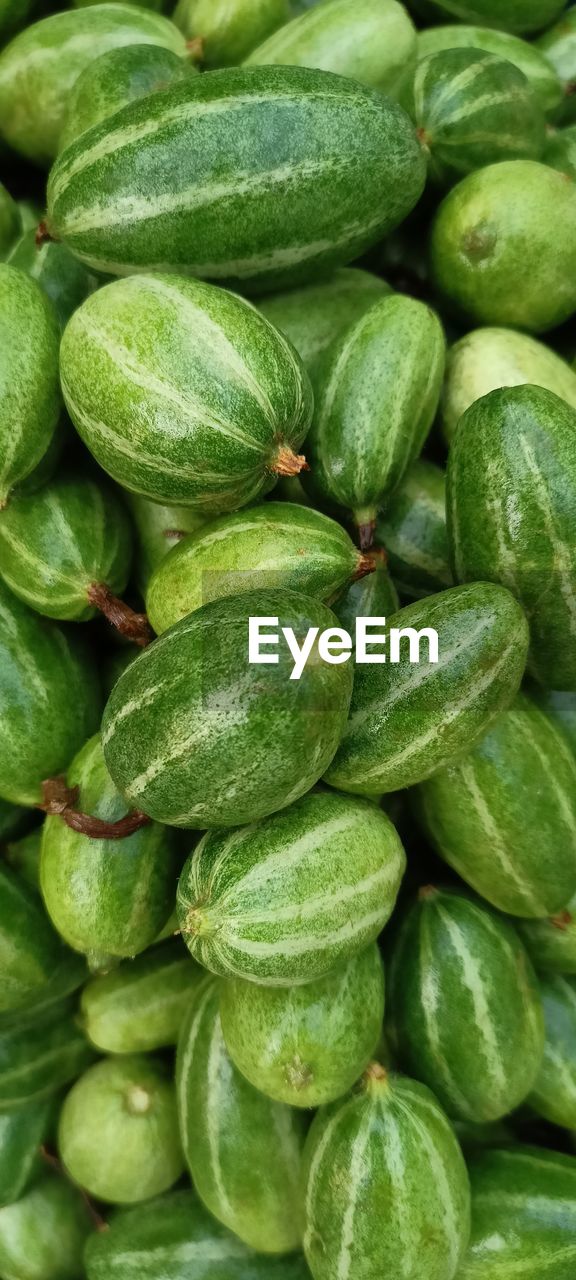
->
173, 0, 290, 67
0, 264, 61, 509
259, 268, 391, 375
528, 974, 576, 1128
0, 1174, 92, 1280
80, 940, 203, 1053
519, 891, 576, 975
417, 24, 564, 117
333, 563, 399, 634
0, 863, 66, 1014
7, 229, 95, 328
0, 999, 95, 1111
0, 1099, 55, 1206
375, 459, 452, 600
125, 492, 206, 595
60, 43, 194, 151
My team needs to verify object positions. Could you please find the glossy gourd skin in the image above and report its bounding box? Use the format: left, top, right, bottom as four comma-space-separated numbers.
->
80, 940, 204, 1054
0, 999, 95, 1111
0, 1099, 55, 1206
60, 42, 194, 151
7, 229, 95, 328
537, 8, 576, 124
0, 264, 61, 509
259, 268, 391, 376
528, 974, 576, 1129
0, 863, 67, 1015
0, 1173, 92, 1280
417, 24, 564, 117
375, 460, 452, 601
173, 0, 290, 67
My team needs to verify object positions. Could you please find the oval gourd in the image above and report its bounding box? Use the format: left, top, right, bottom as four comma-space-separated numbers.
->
408, 0, 566, 35
431, 161, 576, 332
519, 891, 576, 975
0, 183, 20, 257
0, 1174, 92, 1280
7, 229, 95, 328
415, 693, 576, 918
102, 589, 353, 829
177, 789, 405, 984
176, 978, 305, 1253
418, 24, 564, 117
304, 294, 446, 543
58, 1055, 184, 1204
173, 0, 289, 67
528, 974, 576, 1128
0, 4, 187, 165
375, 459, 452, 601
125, 492, 206, 594
0, 264, 61, 509
259, 268, 391, 376
537, 8, 576, 124
324, 582, 529, 797
387, 887, 544, 1123
60, 274, 312, 512
536, 690, 576, 758
146, 503, 373, 634
303, 1065, 471, 1280
60, 43, 194, 151
0, 999, 95, 1111
447, 384, 576, 689
0, 863, 66, 1014
80, 940, 203, 1053
545, 122, 576, 178
46, 65, 426, 291
333, 563, 399, 635
41, 735, 178, 960
0, 1099, 55, 1206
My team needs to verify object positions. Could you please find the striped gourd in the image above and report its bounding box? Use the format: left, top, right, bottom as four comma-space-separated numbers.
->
0, 1099, 54, 1206
245, 0, 417, 101
387, 887, 544, 1123
324, 582, 529, 797
46, 66, 426, 290
0, 579, 101, 807
58, 1055, 184, 1204
375, 459, 452, 601
60, 274, 313, 512
0, 473, 132, 622
173, 0, 289, 67
0, 265, 61, 508
408, 0, 566, 35
303, 1064, 471, 1280
447, 384, 576, 689
418, 25, 564, 117
0, 999, 95, 1111
528, 974, 576, 1128
7, 229, 95, 328
431, 161, 576, 332
102, 590, 354, 829
40, 735, 178, 960
0, 183, 20, 257
0, 1174, 91, 1280
60, 43, 194, 151
0, 5, 187, 165
518, 891, 576, 974
85, 1191, 312, 1280
177, 978, 305, 1253
533, 688, 576, 758
333, 564, 399, 636
219, 943, 385, 1108
259, 268, 391, 376
176, 789, 406, 985
459, 1146, 576, 1278
146, 502, 375, 635
0, 863, 65, 1015
537, 9, 576, 123
545, 122, 576, 178
80, 940, 204, 1054
126, 492, 206, 594
304, 294, 446, 544
441, 327, 576, 443
415, 693, 576, 917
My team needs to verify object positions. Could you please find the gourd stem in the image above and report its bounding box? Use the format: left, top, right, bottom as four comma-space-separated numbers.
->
35, 220, 55, 247
39, 777, 151, 840
87, 582, 154, 648
186, 36, 205, 61
353, 548, 385, 582
272, 445, 309, 477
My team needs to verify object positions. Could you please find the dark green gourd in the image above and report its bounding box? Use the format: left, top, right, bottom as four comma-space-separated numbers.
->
0, 1099, 56, 1206
0, 999, 95, 1110
173, 0, 289, 67
0, 1173, 92, 1280
125, 492, 207, 594
0, 264, 61, 508
528, 974, 576, 1128
333, 563, 399, 634
7, 229, 95, 328
0, 863, 67, 1014
60, 42, 195, 150
258, 268, 391, 376
417, 24, 564, 118
408, 0, 566, 36
519, 891, 576, 975
375, 459, 452, 601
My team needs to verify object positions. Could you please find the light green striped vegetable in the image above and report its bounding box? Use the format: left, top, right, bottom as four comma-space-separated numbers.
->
518, 889, 576, 975
125, 492, 207, 594
417, 24, 564, 117
375, 460, 452, 601
528, 974, 576, 1128
60, 42, 194, 151
0, 264, 61, 509
0, 999, 95, 1111
0, 1174, 92, 1280
259, 268, 391, 376
7, 229, 95, 329
80, 941, 202, 1054
173, 0, 290, 67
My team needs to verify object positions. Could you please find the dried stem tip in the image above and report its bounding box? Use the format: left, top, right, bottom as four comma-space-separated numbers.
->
35, 220, 55, 247
353, 548, 386, 581
272, 445, 309, 477
186, 36, 205, 61
39, 776, 151, 840
551, 910, 572, 932
87, 582, 154, 648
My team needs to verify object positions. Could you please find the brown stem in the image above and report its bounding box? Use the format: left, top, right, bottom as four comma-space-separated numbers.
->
186, 36, 205, 61
352, 548, 385, 582
87, 582, 154, 648
163, 528, 189, 541
39, 777, 151, 840
35, 220, 55, 247
271, 445, 309, 477
357, 520, 376, 552
551, 910, 572, 931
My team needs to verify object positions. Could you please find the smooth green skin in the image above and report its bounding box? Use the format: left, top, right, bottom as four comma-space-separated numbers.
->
146, 502, 365, 634
333, 564, 399, 634
325, 582, 529, 797
176, 979, 305, 1253
537, 9, 576, 123
376, 459, 452, 601
59, 1055, 184, 1204
60, 43, 194, 151
447, 385, 576, 689
246, 0, 416, 101
0, 1173, 92, 1280
534, 688, 576, 757
0, 1100, 54, 1206
519, 890, 576, 974
220, 944, 385, 1108
80, 940, 203, 1053
387, 888, 544, 1124
303, 1068, 471, 1280
41, 735, 178, 959
409, 0, 566, 34
177, 789, 406, 985
0, 863, 65, 1014
0, 947, 88, 1030
0, 999, 95, 1110
545, 122, 576, 177
0, 4, 187, 165
431, 161, 576, 333
125, 492, 206, 594
259, 268, 391, 377
47, 65, 426, 292
173, 0, 289, 66
75, 0, 165, 9
85, 1191, 312, 1280
528, 974, 576, 1127
415, 693, 576, 918
458, 1146, 576, 1278
418, 25, 564, 117
0, 472, 133, 622
441, 327, 576, 443
0, 579, 101, 807
103, 589, 353, 829
0, 265, 61, 508
0, 182, 20, 257
305, 294, 446, 532
407, 48, 545, 186
60, 274, 313, 511
7, 229, 95, 329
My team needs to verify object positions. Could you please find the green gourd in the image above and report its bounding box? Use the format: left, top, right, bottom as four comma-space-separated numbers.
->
146, 502, 376, 634
0, 182, 20, 257
46, 66, 426, 291
60, 42, 195, 151
173, 0, 290, 67
220, 943, 385, 1108
537, 8, 576, 123
7, 229, 95, 328
518, 891, 576, 975
324, 582, 529, 797
0, 0, 38, 44
58, 1055, 184, 1204
0, 947, 89, 1024
4, 829, 40, 889
0, 1173, 92, 1280
375, 460, 452, 601
0, 999, 95, 1110
40, 735, 178, 959
447, 384, 576, 689
0, 264, 61, 509
415, 693, 576, 918
176, 978, 306, 1253
303, 1064, 471, 1280
528, 974, 576, 1128
125, 492, 206, 594
258, 268, 391, 376
80, 939, 203, 1053
387, 887, 544, 1123
532, 688, 576, 757
417, 24, 564, 118
102, 589, 353, 829
304, 294, 446, 545
0, 863, 66, 1014
177, 789, 405, 984
408, 0, 566, 34
60, 274, 313, 512
430, 161, 576, 332
0, 1099, 55, 1206
545, 122, 576, 177
333, 564, 399, 635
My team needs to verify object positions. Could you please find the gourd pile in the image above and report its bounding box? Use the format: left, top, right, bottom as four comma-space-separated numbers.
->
1, 0, 576, 1276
